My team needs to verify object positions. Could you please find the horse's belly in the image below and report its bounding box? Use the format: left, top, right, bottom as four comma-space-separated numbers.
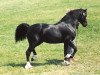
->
43, 35, 63, 43
44, 39, 63, 43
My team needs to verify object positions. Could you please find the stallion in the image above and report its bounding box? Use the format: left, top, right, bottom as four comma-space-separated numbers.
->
15, 8, 87, 69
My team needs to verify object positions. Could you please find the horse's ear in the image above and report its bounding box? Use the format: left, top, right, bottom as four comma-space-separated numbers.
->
84, 9, 87, 12
80, 8, 82, 9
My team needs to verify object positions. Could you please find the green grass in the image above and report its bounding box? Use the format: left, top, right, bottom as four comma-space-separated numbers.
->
0, 0, 100, 75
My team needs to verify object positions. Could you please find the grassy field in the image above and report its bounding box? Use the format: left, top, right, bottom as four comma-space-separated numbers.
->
0, 0, 100, 75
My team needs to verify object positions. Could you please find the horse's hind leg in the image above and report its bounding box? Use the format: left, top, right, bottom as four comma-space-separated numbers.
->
25, 34, 42, 69
25, 36, 37, 69
31, 42, 42, 61
25, 44, 34, 69
25, 43, 38, 69
31, 49, 38, 61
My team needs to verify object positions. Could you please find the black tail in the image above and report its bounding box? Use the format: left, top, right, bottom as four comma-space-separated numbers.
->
15, 23, 29, 42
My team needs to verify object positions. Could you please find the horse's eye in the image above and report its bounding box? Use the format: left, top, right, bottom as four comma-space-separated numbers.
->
83, 13, 86, 16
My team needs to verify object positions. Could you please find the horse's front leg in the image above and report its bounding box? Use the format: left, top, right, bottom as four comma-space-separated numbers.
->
68, 40, 77, 57
63, 42, 71, 66
63, 40, 77, 65
68, 39, 77, 59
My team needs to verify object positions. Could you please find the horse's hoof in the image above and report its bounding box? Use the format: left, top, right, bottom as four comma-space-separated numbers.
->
61, 60, 70, 66
25, 64, 33, 69
25, 62, 33, 69
25, 65, 33, 69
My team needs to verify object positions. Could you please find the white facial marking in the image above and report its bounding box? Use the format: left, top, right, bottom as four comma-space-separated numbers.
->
25, 62, 32, 69
83, 13, 85, 16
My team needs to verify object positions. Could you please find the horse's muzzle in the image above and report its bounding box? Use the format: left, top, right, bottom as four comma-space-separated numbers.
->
82, 20, 87, 27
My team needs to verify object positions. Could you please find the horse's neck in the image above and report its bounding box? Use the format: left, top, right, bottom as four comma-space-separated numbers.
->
60, 20, 78, 28
55, 14, 79, 30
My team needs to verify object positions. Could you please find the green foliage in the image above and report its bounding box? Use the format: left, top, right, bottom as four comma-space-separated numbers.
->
0, 0, 100, 74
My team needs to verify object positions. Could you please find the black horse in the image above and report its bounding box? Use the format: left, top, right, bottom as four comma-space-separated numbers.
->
15, 8, 87, 69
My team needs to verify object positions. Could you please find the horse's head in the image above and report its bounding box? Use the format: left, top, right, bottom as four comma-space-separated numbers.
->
77, 9, 87, 27
67, 9, 87, 27
58, 9, 87, 28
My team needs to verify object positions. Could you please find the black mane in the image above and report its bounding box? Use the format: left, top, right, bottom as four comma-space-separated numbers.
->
56, 9, 85, 24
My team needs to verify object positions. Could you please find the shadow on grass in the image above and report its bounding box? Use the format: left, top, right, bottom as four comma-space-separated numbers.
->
4, 59, 63, 68
33, 59, 63, 66
3, 63, 25, 68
